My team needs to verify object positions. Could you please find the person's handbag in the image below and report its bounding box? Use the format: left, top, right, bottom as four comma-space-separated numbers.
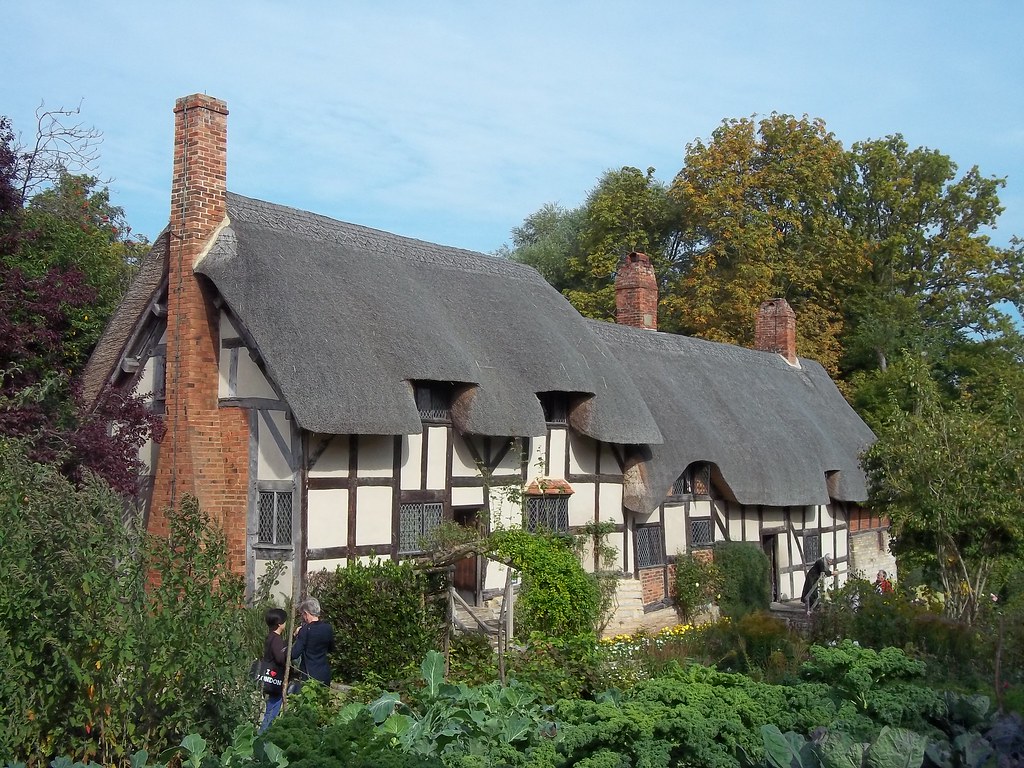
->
256, 659, 284, 696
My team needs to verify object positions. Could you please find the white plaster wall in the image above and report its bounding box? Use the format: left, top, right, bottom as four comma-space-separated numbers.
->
258, 411, 293, 481
743, 515, 761, 542
308, 488, 347, 549
568, 432, 597, 475
598, 483, 624, 525
136, 355, 156, 399
727, 514, 744, 542
820, 504, 835, 527
526, 434, 547, 475
234, 354, 277, 399
451, 486, 484, 507
355, 485, 392, 548
426, 427, 447, 490
488, 488, 523, 530
254, 559, 293, 606
308, 558, 346, 574
548, 429, 567, 477
401, 433, 423, 490
357, 435, 394, 478
570, 483, 595, 527
600, 443, 623, 475
762, 507, 785, 529
492, 440, 524, 475
309, 436, 349, 477
664, 506, 687, 558
451, 435, 478, 478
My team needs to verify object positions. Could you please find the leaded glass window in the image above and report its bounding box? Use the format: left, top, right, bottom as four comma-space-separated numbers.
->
635, 525, 665, 569
399, 502, 444, 554
258, 490, 292, 546
689, 518, 714, 548
525, 495, 569, 533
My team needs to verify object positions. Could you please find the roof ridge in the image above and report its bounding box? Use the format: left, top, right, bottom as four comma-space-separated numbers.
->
226, 192, 543, 283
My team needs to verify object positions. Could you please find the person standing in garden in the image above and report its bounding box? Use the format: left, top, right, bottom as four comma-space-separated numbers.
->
874, 570, 894, 594
259, 608, 288, 733
291, 598, 335, 687
800, 553, 835, 614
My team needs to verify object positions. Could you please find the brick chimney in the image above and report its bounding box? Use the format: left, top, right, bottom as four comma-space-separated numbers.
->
150, 95, 248, 572
615, 251, 658, 330
755, 298, 798, 365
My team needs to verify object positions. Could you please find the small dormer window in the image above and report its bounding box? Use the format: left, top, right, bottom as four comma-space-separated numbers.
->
670, 463, 712, 498
538, 392, 568, 425
414, 382, 451, 422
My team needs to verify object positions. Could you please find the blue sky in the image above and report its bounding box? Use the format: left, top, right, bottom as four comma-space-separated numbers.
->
3, 2, 1023, 257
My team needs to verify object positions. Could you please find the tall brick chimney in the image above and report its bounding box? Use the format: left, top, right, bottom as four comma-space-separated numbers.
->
615, 251, 658, 330
149, 95, 248, 572
755, 298, 798, 365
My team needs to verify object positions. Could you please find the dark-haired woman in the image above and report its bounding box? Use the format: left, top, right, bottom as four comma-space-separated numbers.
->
259, 607, 288, 733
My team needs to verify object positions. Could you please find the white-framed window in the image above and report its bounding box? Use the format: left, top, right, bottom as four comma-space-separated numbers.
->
257, 489, 293, 546
689, 518, 715, 548
671, 463, 712, 498
635, 524, 665, 569
399, 501, 444, 554
525, 495, 569, 533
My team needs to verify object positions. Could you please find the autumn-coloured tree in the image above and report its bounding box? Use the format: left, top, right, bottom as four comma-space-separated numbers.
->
665, 114, 863, 376
0, 113, 158, 496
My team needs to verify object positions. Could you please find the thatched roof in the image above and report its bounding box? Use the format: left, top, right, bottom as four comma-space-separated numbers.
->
589, 321, 875, 511
194, 194, 662, 443
85, 193, 875, 513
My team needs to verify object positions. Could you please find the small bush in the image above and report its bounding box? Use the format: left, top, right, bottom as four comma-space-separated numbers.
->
491, 528, 600, 638
714, 541, 771, 619
673, 551, 722, 623
308, 558, 445, 685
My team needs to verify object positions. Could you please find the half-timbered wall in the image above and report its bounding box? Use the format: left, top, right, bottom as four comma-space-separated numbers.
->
636, 495, 851, 606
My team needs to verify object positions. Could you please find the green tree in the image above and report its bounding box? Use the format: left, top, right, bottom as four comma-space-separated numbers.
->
505, 167, 678, 324
0, 439, 257, 765
862, 356, 1024, 624
840, 136, 1021, 376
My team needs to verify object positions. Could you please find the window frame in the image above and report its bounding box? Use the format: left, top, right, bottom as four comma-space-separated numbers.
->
635, 523, 665, 569
256, 487, 294, 547
688, 517, 715, 549
803, 532, 822, 564
669, 462, 712, 500
525, 495, 570, 533
414, 382, 452, 422
398, 501, 445, 555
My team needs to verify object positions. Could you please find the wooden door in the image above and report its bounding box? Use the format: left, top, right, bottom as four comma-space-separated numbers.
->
452, 507, 481, 599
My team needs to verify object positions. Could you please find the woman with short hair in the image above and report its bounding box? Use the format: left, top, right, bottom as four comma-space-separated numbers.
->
291, 597, 335, 686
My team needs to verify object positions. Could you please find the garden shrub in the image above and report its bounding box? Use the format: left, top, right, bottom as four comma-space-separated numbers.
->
506, 632, 603, 702
308, 558, 445, 685
0, 439, 258, 766
673, 551, 722, 623
714, 541, 771, 619
491, 528, 600, 638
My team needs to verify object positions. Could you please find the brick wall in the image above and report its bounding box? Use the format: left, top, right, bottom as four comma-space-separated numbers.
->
149, 95, 249, 574
615, 252, 658, 330
754, 299, 797, 364
640, 567, 665, 604
850, 529, 897, 582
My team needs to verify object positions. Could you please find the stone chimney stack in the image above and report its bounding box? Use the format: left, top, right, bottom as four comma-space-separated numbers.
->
615, 251, 658, 330
150, 95, 248, 573
755, 298, 798, 365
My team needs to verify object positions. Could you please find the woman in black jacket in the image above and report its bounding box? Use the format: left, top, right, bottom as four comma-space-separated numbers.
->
291, 598, 335, 686
259, 608, 288, 733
